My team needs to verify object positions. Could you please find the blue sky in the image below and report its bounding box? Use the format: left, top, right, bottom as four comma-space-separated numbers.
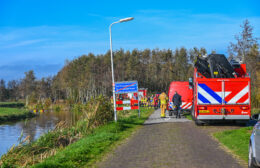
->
0, 0, 259, 81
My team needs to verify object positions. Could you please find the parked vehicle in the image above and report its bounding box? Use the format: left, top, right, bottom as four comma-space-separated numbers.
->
167, 81, 193, 117
192, 54, 251, 125
138, 88, 148, 98
249, 113, 260, 168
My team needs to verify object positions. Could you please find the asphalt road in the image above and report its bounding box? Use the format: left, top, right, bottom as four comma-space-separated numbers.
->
98, 109, 244, 168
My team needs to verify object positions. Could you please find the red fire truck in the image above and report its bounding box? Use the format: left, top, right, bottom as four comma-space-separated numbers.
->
167, 81, 193, 116
192, 63, 251, 125
138, 88, 148, 98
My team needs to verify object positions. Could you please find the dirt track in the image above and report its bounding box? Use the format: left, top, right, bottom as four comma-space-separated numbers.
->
98, 109, 244, 168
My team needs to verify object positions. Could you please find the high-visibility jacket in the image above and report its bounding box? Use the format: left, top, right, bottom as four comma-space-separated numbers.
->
144, 97, 146, 102
141, 98, 145, 104
159, 92, 168, 105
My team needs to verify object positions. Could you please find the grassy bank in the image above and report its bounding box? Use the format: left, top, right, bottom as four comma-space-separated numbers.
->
0, 96, 154, 167
0, 102, 24, 108
213, 126, 253, 162
0, 107, 34, 123
33, 108, 153, 168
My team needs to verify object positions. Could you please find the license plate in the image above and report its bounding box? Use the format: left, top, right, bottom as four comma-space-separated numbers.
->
199, 110, 210, 113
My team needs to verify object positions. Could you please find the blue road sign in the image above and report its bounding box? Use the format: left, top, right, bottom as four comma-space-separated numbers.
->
115, 81, 138, 94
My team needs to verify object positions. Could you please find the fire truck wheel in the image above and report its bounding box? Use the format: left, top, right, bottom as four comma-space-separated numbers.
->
191, 106, 196, 121
195, 119, 204, 126
169, 111, 172, 116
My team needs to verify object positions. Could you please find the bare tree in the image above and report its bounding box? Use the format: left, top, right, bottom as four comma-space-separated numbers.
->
228, 19, 258, 63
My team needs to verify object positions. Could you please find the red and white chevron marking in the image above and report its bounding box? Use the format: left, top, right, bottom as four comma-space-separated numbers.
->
116, 100, 131, 105
116, 106, 139, 111
225, 85, 249, 104
180, 102, 192, 109
116, 100, 139, 111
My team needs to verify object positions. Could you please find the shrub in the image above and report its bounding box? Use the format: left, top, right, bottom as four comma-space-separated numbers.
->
44, 98, 52, 109
83, 95, 113, 129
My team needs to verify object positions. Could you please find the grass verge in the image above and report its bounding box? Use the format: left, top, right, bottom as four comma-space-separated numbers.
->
0, 107, 34, 123
213, 126, 253, 162
0, 102, 24, 108
32, 108, 153, 168
183, 112, 192, 120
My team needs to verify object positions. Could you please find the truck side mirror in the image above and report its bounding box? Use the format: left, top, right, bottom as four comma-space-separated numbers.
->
252, 114, 260, 121
189, 77, 193, 88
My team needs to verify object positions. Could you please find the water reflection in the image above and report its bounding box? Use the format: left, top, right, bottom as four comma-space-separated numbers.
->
0, 110, 76, 157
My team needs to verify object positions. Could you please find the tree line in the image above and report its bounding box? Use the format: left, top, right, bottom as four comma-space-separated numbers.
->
0, 71, 52, 104
0, 20, 259, 107
0, 47, 206, 103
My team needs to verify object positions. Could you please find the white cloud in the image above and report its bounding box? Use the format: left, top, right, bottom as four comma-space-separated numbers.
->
2, 39, 47, 48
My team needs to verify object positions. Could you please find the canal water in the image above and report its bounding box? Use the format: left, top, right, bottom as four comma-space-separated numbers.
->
0, 110, 77, 157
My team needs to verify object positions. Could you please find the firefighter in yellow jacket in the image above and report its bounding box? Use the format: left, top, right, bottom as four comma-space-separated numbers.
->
159, 92, 168, 118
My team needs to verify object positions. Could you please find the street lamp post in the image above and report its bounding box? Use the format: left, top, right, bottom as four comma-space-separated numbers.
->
109, 17, 134, 122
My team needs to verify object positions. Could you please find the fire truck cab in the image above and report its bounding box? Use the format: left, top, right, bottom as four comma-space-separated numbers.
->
167, 81, 193, 116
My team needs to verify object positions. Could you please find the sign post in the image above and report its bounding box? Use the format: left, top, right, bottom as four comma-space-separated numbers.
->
137, 92, 140, 117
115, 81, 140, 118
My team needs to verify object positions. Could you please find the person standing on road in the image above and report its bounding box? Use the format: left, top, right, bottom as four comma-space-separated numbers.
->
157, 94, 160, 109
153, 95, 158, 109
172, 91, 182, 118
147, 96, 151, 108
140, 96, 144, 107
159, 92, 168, 118
150, 95, 154, 108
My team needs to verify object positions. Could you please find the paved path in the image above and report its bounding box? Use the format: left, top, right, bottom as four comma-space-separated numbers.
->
144, 108, 191, 124
98, 109, 244, 168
